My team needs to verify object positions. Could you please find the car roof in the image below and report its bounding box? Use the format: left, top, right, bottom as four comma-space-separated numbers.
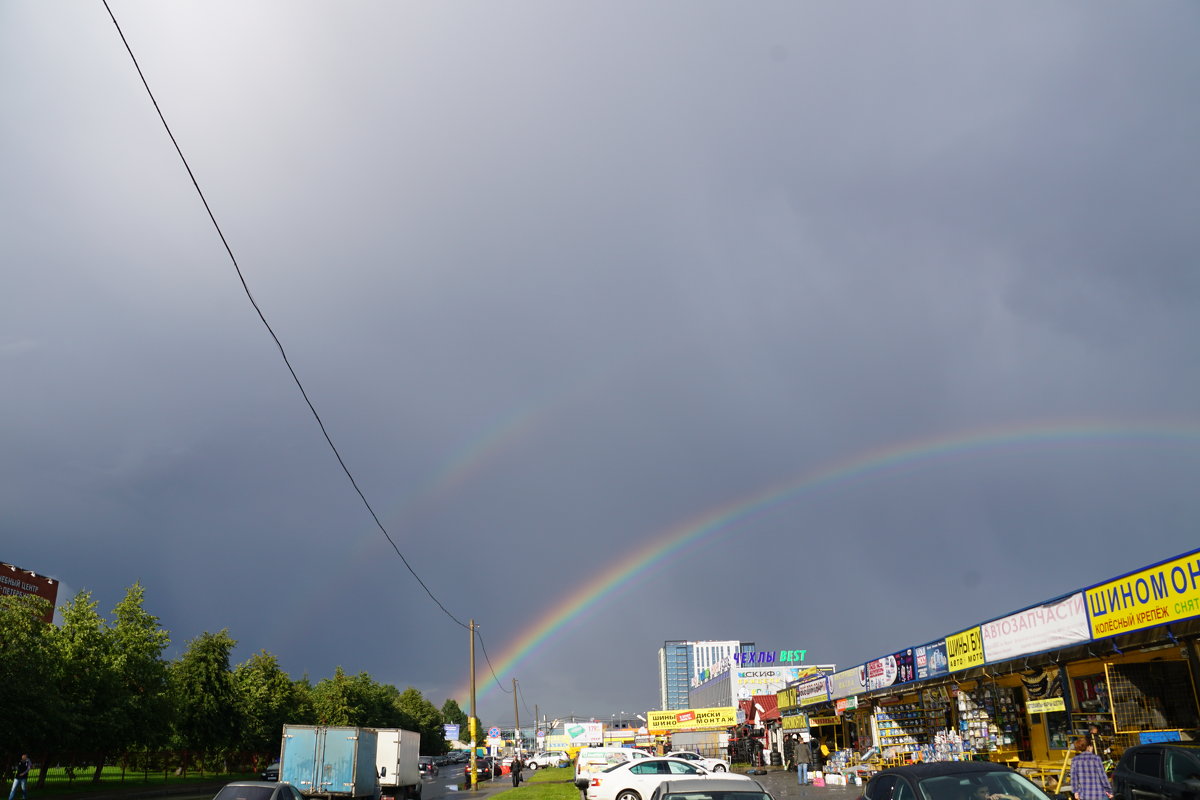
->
1125, 743, 1200, 751
873, 762, 1018, 780
222, 782, 282, 787
658, 778, 767, 793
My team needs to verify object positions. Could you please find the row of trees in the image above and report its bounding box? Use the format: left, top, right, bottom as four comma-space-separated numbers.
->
0, 586, 474, 781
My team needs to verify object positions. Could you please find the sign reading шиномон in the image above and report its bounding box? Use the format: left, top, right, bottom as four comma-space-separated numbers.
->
1087, 552, 1200, 639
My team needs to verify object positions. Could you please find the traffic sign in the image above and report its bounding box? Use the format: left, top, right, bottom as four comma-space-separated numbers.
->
488, 727, 502, 738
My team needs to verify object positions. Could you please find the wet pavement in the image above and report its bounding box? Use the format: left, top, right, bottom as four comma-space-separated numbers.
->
750, 768, 864, 800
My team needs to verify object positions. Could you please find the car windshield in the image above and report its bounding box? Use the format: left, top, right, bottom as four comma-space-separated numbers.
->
918, 771, 1049, 800
662, 793, 769, 800
214, 787, 276, 800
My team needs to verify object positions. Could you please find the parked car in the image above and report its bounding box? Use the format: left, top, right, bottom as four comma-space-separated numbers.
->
1112, 742, 1200, 800
586, 757, 754, 800
666, 752, 730, 773
858, 761, 1052, 800
651, 777, 774, 800
418, 756, 438, 778
575, 747, 655, 791
528, 751, 571, 770
465, 756, 496, 781
260, 762, 280, 782
213, 782, 306, 800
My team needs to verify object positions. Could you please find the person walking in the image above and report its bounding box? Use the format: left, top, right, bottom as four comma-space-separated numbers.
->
8, 755, 31, 800
795, 735, 813, 785
510, 753, 524, 787
1070, 737, 1113, 800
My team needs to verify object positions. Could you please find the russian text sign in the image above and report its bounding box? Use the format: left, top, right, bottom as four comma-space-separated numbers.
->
1087, 550, 1200, 638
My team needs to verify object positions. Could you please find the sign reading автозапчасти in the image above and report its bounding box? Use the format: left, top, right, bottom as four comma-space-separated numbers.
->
1087, 551, 1200, 638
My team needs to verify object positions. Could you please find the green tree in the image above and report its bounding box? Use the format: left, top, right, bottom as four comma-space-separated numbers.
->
110, 583, 172, 751
396, 688, 444, 754
441, 699, 467, 747
235, 650, 304, 757
0, 594, 61, 772
52, 592, 121, 781
171, 630, 242, 756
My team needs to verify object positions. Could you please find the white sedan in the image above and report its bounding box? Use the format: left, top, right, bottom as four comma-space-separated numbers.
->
665, 752, 731, 773
585, 757, 751, 800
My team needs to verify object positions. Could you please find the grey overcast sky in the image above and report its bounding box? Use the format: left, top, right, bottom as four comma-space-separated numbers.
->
3, 1, 1198, 727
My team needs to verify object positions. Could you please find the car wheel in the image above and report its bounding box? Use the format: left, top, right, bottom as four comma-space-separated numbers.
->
617, 790, 642, 800
529, 762, 539, 771
712, 765, 726, 772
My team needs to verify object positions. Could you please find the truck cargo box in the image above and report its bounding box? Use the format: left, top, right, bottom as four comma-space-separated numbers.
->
374, 728, 421, 799
281, 725, 380, 799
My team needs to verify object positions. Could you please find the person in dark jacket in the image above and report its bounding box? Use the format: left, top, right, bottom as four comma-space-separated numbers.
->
8, 755, 31, 800
795, 737, 813, 785
510, 754, 524, 787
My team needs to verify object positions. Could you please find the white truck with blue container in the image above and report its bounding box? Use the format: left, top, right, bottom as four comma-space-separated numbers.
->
280, 725, 382, 800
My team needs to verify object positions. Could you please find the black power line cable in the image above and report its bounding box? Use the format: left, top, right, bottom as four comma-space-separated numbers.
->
100, 0, 467, 631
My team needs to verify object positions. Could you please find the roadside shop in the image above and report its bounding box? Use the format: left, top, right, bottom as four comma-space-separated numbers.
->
784, 546, 1200, 783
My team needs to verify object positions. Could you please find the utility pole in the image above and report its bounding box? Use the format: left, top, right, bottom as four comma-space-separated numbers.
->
535, 704, 539, 751
513, 678, 520, 755
469, 620, 477, 791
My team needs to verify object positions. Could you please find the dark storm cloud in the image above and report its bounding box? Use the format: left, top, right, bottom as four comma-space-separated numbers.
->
2, 1, 1198, 725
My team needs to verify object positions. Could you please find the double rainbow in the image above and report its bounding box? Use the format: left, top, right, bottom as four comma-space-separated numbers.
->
458, 418, 1200, 704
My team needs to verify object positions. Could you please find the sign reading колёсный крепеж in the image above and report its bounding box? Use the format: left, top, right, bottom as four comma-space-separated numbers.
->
1087, 551, 1200, 639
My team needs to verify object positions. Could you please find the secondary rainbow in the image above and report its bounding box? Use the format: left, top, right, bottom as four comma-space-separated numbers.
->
459, 418, 1200, 703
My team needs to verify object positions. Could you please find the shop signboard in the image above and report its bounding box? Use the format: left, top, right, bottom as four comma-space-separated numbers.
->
646, 707, 736, 731
1086, 549, 1200, 640
861, 649, 915, 691
982, 592, 1090, 663
782, 713, 808, 730
915, 641, 949, 680
809, 716, 840, 727
1026, 697, 1067, 714
828, 667, 865, 701
777, 686, 799, 710
946, 627, 985, 672
797, 674, 830, 707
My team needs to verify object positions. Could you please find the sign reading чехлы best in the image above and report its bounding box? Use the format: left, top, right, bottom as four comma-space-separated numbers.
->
1087, 550, 1200, 638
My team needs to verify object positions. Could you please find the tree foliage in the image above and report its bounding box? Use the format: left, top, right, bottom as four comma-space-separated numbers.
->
170, 630, 242, 753
0, 585, 455, 766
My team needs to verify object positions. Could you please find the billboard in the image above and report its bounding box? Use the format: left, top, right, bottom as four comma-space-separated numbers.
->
1086, 551, 1200, 639
0, 562, 59, 624
562, 722, 603, 744
982, 592, 1090, 662
646, 707, 736, 731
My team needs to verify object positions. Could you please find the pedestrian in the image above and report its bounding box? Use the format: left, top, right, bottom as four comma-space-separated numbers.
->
1070, 737, 1113, 800
795, 735, 813, 786
510, 753, 523, 787
8, 755, 31, 800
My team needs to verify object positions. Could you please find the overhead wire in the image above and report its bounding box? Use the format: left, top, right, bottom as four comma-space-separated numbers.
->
99, 0, 469, 631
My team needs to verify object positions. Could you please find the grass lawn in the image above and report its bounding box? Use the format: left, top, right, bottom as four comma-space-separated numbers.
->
498, 767, 578, 800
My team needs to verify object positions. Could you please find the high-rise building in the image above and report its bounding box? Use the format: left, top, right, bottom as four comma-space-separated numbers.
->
658, 640, 755, 710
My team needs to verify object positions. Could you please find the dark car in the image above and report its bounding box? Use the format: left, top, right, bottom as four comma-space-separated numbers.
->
261, 762, 280, 782
213, 782, 305, 800
859, 761, 1053, 800
419, 756, 439, 778
1113, 742, 1200, 800
465, 756, 495, 781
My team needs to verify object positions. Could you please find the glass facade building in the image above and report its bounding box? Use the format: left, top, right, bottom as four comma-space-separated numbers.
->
658, 640, 755, 711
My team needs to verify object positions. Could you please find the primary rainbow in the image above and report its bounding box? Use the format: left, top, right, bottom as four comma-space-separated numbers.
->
459, 418, 1200, 703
